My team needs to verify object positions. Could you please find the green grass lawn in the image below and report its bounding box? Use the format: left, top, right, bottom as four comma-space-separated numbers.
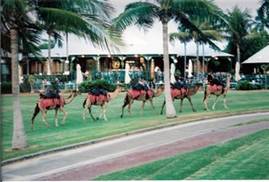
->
2, 90, 269, 160
96, 129, 269, 180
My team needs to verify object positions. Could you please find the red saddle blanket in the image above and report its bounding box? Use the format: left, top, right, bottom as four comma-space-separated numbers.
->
209, 84, 223, 92
87, 94, 110, 104
171, 88, 188, 98
39, 97, 65, 108
128, 89, 153, 99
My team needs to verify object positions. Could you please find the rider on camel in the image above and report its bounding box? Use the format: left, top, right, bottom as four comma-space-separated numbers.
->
43, 78, 61, 99
207, 73, 225, 87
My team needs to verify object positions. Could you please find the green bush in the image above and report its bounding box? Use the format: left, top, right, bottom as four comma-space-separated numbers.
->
1, 82, 12, 94
236, 80, 255, 90
20, 77, 31, 93
78, 79, 116, 93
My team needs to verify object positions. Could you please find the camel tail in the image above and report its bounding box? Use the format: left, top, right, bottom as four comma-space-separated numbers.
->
82, 98, 87, 108
31, 103, 40, 127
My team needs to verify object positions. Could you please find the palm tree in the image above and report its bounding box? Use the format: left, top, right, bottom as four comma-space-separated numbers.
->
114, 0, 223, 118
2, 0, 34, 149
256, 0, 269, 30
35, 0, 118, 75
224, 7, 252, 81
1, 0, 120, 149
170, 22, 222, 77
170, 31, 192, 78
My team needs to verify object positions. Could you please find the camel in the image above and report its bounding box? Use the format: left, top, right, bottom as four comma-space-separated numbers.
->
160, 83, 202, 115
120, 86, 164, 118
82, 85, 122, 121
31, 90, 80, 129
203, 74, 231, 111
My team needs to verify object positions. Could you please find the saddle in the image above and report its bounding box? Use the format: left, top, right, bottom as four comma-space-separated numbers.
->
171, 88, 188, 98
87, 94, 110, 104
128, 89, 154, 99
209, 84, 224, 93
39, 97, 65, 109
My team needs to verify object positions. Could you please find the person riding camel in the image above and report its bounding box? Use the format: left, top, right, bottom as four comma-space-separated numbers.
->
207, 73, 225, 87
42, 78, 61, 99
172, 77, 188, 90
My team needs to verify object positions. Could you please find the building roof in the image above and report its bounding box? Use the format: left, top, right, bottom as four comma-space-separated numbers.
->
243, 45, 269, 64
40, 22, 233, 58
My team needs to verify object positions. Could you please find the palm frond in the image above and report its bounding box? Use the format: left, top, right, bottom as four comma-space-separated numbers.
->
113, 2, 158, 31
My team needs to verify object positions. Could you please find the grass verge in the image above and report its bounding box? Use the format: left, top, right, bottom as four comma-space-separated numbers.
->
96, 129, 269, 180
2, 90, 269, 160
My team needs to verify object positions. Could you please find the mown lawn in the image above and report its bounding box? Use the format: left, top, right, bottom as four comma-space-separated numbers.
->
96, 129, 269, 180
2, 90, 269, 160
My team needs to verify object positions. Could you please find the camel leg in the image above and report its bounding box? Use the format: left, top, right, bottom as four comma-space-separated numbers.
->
31, 103, 40, 129
41, 109, 49, 127
203, 93, 209, 111
187, 96, 196, 112
149, 99, 155, 110
212, 96, 219, 110
223, 94, 228, 109
160, 100, 166, 115
102, 103, 108, 121
54, 108, 59, 127
141, 101, 145, 115
59, 107, 68, 124
121, 98, 129, 118
88, 106, 96, 121
179, 99, 183, 112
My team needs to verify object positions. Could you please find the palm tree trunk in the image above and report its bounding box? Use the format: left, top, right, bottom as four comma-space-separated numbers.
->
196, 42, 200, 74
47, 32, 52, 75
10, 28, 27, 149
184, 42, 187, 78
202, 44, 205, 75
235, 43, 241, 81
65, 32, 69, 73
162, 21, 176, 118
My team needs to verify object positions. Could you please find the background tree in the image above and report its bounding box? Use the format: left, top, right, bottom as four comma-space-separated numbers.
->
256, 0, 269, 30
113, 0, 223, 118
223, 7, 252, 81
169, 31, 192, 78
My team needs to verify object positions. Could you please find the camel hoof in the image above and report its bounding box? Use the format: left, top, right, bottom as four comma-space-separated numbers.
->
193, 109, 197, 112
179, 110, 182, 113
120, 115, 123, 118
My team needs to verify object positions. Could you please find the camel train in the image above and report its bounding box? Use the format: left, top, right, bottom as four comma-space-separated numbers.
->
31, 73, 230, 127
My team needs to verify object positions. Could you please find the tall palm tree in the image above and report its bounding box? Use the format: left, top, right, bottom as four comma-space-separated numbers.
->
170, 31, 192, 78
114, 0, 223, 118
35, 0, 119, 75
2, 0, 34, 149
224, 7, 252, 81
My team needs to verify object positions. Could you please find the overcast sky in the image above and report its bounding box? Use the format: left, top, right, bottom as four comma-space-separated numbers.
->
49, 0, 261, 57
110, 0, 260, 15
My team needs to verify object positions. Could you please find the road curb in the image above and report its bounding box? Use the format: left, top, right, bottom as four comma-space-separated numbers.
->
2, 110, 269, 166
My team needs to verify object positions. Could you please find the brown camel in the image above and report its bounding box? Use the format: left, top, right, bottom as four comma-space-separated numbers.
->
203, 74, 231, 111
120, 86, 164, 118
82, 85, 122, 121
31, 90, 80, 129
160, 83, 202, 115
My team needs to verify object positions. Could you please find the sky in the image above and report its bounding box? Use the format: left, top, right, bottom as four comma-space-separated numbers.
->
48, 0, 261, 58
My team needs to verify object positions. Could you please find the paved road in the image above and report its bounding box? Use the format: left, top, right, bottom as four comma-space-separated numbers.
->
2, 112, 269, 181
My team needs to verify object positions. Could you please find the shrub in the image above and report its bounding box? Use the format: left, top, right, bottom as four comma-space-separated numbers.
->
78, 79, 116, 93
236, 80, 254, 90
1, 82, 12, 94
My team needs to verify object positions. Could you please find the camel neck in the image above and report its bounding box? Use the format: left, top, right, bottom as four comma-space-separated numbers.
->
65, 93, 75, 104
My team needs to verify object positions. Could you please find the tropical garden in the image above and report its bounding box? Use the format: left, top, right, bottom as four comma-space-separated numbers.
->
1, 0, 269, 170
